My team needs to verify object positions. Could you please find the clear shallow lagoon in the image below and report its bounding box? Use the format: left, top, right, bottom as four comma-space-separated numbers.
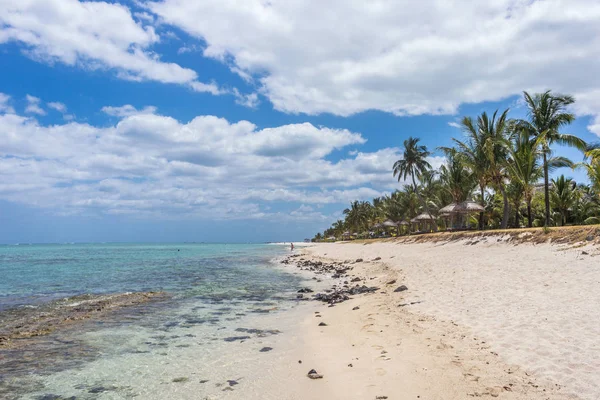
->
0, 243, 299, 311
0, 243, 311, 399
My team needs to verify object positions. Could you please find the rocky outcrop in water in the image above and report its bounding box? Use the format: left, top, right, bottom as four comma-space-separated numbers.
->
0, 292, 167, 349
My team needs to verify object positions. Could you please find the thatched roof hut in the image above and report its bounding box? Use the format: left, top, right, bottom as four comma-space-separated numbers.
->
410, 213, 436, 223
456, 200, 484, 213
439, 201, 484, 214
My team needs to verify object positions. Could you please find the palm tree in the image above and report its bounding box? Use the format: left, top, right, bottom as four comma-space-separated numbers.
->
550, 175, 576, 226
393, 137, 437, 230
439, 149, 475, 204
343, 200, 372, 233
580, 147, 600, 198
506, 130, 573, 227
443, 112, 509, 229
331, 220, 346, 237
519, 91, 586, 226
451, 110, 511, 228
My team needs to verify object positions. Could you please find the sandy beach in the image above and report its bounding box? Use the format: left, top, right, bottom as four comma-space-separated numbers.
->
273, 235, 598, 400
2, 237, 598, 399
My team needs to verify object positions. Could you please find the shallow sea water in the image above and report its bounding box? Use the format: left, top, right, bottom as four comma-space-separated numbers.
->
0, 243, 315, 399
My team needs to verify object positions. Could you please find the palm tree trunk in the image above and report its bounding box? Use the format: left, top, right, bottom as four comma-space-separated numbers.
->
412, 175, 438, 232
527, 200, 533, 228
499, 184, 509, 229
543, 151, 551, 227
479, 185, 485, 230
514, 203, 520, 228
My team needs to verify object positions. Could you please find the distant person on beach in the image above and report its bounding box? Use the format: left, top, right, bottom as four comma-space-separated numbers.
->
290, 243, 294, 251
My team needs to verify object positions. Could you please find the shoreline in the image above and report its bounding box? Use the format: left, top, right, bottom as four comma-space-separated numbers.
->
2, 238, 596, 399
284, 238, 598, 399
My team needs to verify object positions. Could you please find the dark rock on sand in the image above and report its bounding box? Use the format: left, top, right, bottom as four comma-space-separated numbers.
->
298, 288, 314, 293
223, 336, 251, 342
352, 306, 360, 310
351, 277, 361, 282
307, 369, 324, 379
227, 380, 239, 386
172, 377, 189, 383
373, 257, 382, 261
394, 285, 408, 292
260, 347, 273, 352
235, 328, 281, 336
355, 258, 363, 263
386, 280, 396, 285
318, 322, 328, 326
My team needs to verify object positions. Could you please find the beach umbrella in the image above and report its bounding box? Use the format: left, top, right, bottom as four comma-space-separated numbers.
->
382, 220, 398, 227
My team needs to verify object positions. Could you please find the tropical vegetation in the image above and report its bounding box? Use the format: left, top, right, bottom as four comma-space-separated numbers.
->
314, 90, 600, 241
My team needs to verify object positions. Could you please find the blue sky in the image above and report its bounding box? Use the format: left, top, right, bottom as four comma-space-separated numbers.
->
1, 0, 599, 243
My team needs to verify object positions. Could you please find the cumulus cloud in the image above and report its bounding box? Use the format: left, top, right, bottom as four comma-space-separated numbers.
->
233, 89, 260, 108
0, 93, 15, 114
47, 102, 67, 113
573, 90, 600, 137
102, 104, 158, 117
25, 95, 45, 115
148, 0, 600, 127
0, 0, 219, 94
0, 103, 412, 220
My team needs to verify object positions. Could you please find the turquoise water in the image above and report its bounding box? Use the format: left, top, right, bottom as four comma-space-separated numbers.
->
1, 243, 313, 399
0, 243, 298, 311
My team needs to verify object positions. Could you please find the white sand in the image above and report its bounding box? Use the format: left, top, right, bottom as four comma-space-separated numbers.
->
300, 239, 599, 399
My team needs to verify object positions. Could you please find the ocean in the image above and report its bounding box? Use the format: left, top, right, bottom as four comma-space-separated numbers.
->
0, 243, 313, 399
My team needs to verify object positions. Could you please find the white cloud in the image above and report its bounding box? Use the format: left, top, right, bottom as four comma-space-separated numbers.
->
0, 104, 406, 220
134, 11, 155, 23
177, 44, 202, 55
102, 105, 158, 117
0, 93, 15, 114
0, 0, 219, 94
25, 94, 45, 115
573, 90, 600, 137
233, 89, 260, 108
47, 102, 67, 113
148, 0, 600, 124
448, 122, 461, 129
